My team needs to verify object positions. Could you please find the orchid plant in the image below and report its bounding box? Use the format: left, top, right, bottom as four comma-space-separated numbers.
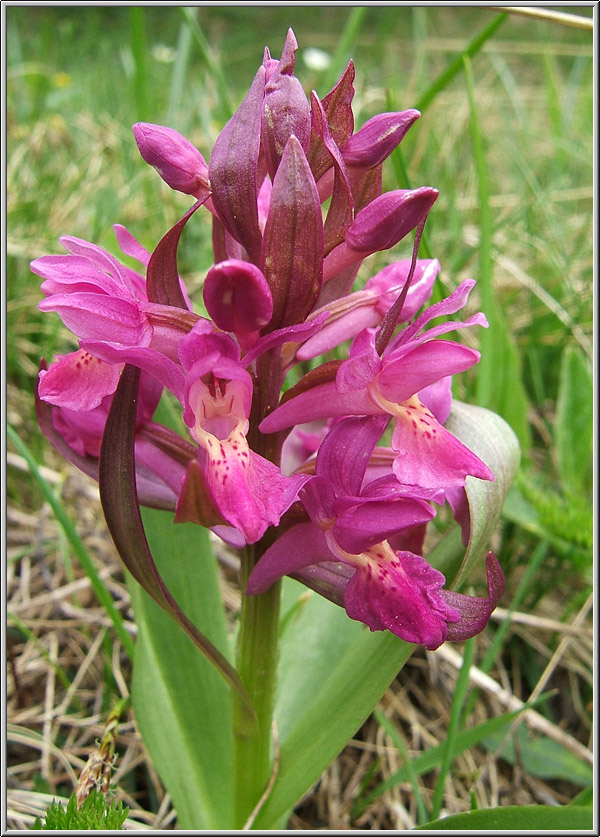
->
34, 30, 519, 830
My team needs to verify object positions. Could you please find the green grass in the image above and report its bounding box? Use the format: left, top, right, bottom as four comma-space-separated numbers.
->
6, 3, 593, 825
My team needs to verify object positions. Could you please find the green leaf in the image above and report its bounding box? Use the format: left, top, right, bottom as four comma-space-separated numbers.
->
252, 579, 414, 829
180, 7, 233, 124
482, 725, 593, 786
99, 365, 253, 713
128, 510, 234, 830
444, 401, 520, 588
570, 786, 594, 806
414, 804, 593, 831
555, 346, 593, 498
253, 400, 519, 828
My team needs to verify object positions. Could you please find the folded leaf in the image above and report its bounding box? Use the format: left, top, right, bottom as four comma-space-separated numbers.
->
444, 401, 520, 588
98, 364, 254, 717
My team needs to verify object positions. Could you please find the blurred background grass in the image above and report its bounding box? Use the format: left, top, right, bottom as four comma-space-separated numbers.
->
6, 3, 594, 826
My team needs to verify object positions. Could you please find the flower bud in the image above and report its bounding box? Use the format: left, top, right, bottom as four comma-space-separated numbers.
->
203, 259, 273, 348
262, 30, 311, 179
133, 123, 210, 199
342, 110, 420, 169
346, 186, 439, 253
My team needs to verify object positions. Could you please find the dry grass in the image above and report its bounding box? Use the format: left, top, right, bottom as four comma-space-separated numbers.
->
6, 386, 593, 831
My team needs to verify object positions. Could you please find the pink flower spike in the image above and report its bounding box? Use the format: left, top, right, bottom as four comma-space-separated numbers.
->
203, 259, 273, 349
132, 123, 211, 200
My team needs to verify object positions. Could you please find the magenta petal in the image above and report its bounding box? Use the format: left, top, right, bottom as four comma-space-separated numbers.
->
376, 341, 481, 404
334, 497, 435, 553
242, 311, 329, 367
390, 401, 495, 488
113, 224, 151, 268
38, 349, 122, 411
38, 293, 152, 345
345, 186, 439, 253
442, 552, 505, 641
418, 376, 453, 424
81, 341, 186, 404
365, 258, 439, 322
32, 255, 126, 298
246, 523, 333, 594
59, 235, 130, 284
314, 414, 388, 499
393, 278, 480, 348
259, 380, 376, 433
343, 550, 460, 650
202, 438, 310, 544
335, 328, 381, 393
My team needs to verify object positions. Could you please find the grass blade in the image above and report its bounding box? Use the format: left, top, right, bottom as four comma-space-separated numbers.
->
373, 706, 429, 825
353, 694, 551, 817
7, 424, 135, 659
167, 16, 195, 127
319, 6, 368, 93
415, 12, 507, 112
464, 54, 531, 451
129, 7, 150, 122
180, 7, 233, 124
429, 636, 475, 821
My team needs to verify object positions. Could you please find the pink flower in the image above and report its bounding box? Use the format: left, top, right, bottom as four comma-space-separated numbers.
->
248, 416, 504, 649
260, 280, 493, 492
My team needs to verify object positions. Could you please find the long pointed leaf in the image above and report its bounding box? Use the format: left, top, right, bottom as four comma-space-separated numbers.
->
128, 512, 234, 829
146, 198, 205, 307
99, 363, 254, 717
415, 804, 593, 831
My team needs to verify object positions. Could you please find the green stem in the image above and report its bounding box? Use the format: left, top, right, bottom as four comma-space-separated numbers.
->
231, 347, 286, 826
232, 541, 282, 827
